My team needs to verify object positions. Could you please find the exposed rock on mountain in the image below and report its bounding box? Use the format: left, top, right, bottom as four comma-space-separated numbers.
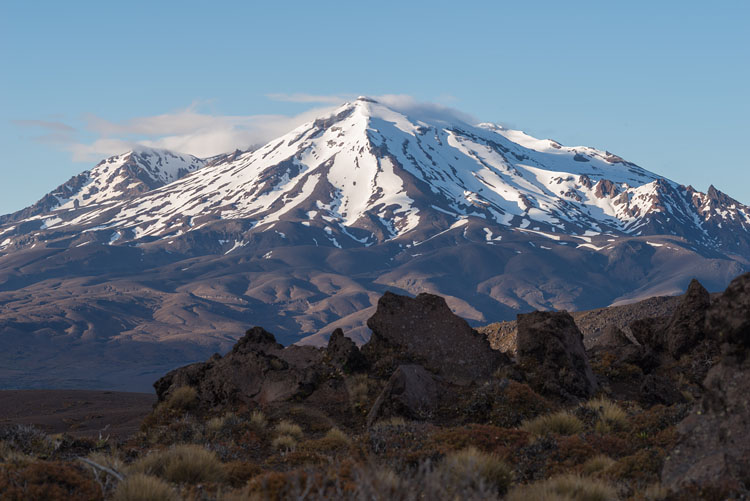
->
515, 311, 597, 401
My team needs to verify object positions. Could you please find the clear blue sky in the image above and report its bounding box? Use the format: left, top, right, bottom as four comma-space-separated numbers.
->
1, 1, 748, 215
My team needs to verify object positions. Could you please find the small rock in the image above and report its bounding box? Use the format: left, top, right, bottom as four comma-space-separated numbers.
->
366, 364, 442, 426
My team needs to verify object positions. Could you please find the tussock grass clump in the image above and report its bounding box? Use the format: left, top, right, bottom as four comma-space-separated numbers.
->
166, 386, 198, 412
585, 398, 627, 434
249, 410, 267, 432
371, 416, 407, 430
274, 420, 303, 440
304, 427, 351, 452
439, 446, 512, 494
271, 435, 297, 452
521, 411, 584, 437
132, 444, 224, 484
581, 454, 616, 476
346, 374, 371, 410
112, 473, 178, 501
506, 474, 617, 501
206, 412, 241, 436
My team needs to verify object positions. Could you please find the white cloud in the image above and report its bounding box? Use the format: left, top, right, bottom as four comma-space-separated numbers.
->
14, 94, 477, 163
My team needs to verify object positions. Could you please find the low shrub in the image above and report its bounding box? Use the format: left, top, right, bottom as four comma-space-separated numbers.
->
521, 411, 584, 437
131, 444, 224, 484
112, 473, 177, 501
223, 461, 262, 488
506, 473, 617, 501
0, 460, 102, 501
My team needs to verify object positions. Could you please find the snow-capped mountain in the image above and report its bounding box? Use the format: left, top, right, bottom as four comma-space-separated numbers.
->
0, 148, 204, 225
3, 97, 747, 255
0, 97, 748, 390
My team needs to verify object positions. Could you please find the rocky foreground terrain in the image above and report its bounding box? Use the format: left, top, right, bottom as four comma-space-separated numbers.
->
1, 272, 749, 499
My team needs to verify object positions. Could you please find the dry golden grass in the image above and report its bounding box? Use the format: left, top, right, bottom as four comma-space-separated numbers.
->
131, 444, 224, 484
506, 474, 617, 501
112, 473, 178, 501
273, 420, 303, 440
584, 398, 627, 434
439, 446, 512, 494
521, 411, 584, 437
166, 386, 198, 412
581, 454, 616, 476
249, 411, 267, 432
271, 434, 297, 452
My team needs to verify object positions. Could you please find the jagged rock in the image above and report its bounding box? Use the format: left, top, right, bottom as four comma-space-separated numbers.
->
628, 280, 711, 359
362, 292, 508, 384
590, 324, 632, 350
154, 326, 325, 408
628, 317, 667, 349
663, 279, 710, 358
662, 275, 750, 495
366, 364, 442, 426
706, 272, 750, 349
661, 355, 750, 494
326, 328, 367, 373
516, 311, 597, 401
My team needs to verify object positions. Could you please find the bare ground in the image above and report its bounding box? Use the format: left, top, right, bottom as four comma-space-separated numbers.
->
0, 389, 155, 439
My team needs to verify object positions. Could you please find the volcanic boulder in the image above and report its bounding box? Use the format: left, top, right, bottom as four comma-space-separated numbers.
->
516, 311, 597, 401
154, 326, 325, 408
362, 292, 508, 384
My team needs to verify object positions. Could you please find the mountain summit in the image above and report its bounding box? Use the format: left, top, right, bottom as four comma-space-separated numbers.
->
0, 99, 747, 389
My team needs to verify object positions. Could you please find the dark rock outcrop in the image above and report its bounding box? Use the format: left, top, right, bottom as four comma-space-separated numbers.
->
366, 364, 442, 427
661, 355, 750, 494
706, 272, 750, 349
326, 328, 367, 373
627, 279, 711, 359
362, 292, 508, 384
663, 279, 711, 358
154, 326, 325, 408
662, 274, 750, 495
516, 311, 597, 401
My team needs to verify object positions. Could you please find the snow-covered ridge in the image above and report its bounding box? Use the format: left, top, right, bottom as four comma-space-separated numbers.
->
1, 97, 748, 254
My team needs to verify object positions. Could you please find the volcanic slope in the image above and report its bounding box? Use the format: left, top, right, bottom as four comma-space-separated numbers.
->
0, 97, 747, 389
